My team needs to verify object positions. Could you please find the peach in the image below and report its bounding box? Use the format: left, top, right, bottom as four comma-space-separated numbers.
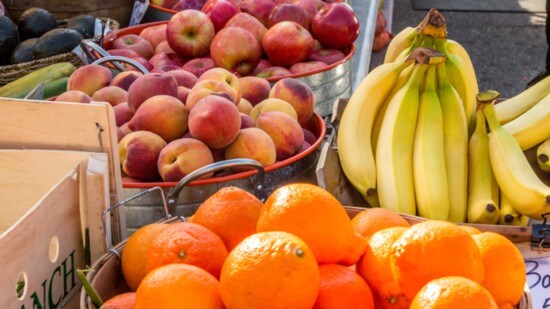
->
224, 127, 276, 171
198, 67, 242, 105
91, 86, 128, 106
249, 98, 298, 120
240, 113, 256, 128
128, 95, 189, 142
186, 79, 237, 110
188, 95, 241, 149
239, 75, 270, 106
127, 73, 179, 112
237, 98, 253, 115
269, 77, 314, 125
67, 64, 113, 96
114, 102, 134, 127
157, 137, 215, 182
299, 141, 311, 153
302, 127, 317, 145
256, 111, 304, 161
110, 71, 143, 91
164, 69, 199, 88
210, 147, 225, 162
54, 90, 92, 103
120, 122, 133, 136
119, 130, 167, 181
177, 86, 190, 105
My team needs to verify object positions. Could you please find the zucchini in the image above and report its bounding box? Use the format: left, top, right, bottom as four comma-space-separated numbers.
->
0, 62, 76, 99
43, 76, 69, 99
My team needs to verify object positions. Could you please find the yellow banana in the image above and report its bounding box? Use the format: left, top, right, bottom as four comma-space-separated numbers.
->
467, 104, 501, 224
494, 74, 550, 124
536, 137, 550, 172
481, 90, 550, 220
437, 62, 468, 222
413, 65, 450, 220
376, 48, 440, 215
384, 26, 417, 64
434, 38, 477, 135
337, 57, 414, 200
499, 192, 530, 226
501, 93, 550, 150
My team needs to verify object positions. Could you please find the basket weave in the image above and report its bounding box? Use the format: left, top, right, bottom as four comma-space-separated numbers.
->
0, 18, 119, 86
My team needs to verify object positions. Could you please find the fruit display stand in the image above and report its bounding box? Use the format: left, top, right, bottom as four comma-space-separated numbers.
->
0, 98, 125, 248
0, 149, 110, 308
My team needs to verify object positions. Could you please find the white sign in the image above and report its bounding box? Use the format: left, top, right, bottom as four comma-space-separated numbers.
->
525, 257, 550, 308
129, 0, 150, 26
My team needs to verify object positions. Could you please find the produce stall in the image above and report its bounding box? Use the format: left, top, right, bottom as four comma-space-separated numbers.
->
1, 0, 549, 308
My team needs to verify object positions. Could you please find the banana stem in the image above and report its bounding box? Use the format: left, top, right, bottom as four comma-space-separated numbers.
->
407, 47, 446, 65
478, 90, 501, 131
417, 8, 448, 39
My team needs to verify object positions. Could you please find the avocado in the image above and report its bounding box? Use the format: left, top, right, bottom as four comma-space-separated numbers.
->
0, 15, 20, 65
10, 38, 37, 64
66, 15, 96, 39
32, 28, 83, 60
18, 8, 58, 40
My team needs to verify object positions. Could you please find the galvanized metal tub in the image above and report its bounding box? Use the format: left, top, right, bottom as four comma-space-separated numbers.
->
108, 21, 355, 117
120, 113, 326, 236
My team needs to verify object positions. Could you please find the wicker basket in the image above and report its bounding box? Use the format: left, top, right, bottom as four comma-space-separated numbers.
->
4, 0, 134, 27
0, 18, 119, 86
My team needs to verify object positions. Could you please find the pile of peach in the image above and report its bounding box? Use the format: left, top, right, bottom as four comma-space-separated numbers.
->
55, 65, 319, 183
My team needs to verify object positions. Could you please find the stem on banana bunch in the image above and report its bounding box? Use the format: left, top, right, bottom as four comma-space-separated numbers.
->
406, 47, 446, 65
476, 90, 501, 130
417, 8, 448, 39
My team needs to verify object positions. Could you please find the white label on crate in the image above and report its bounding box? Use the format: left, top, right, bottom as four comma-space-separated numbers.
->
129, 0, 150, 26
525, 257, 550, 308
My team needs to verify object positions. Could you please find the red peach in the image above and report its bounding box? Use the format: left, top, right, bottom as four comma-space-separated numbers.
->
119, 130, 167, 181
157, 137, 215, 182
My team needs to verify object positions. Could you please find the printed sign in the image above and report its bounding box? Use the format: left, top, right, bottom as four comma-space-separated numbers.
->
525, 257, 550, 308
129, 0, 150, 26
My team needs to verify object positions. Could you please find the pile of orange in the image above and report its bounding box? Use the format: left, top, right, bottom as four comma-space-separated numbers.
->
101, 183, 526, 309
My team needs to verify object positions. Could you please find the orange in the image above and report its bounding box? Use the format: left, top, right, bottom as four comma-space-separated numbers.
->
192, 186, 263, 250
136, 263, 224, 309
100, 292, 136, 308
121, 223, 169, 290
313, 264, 374, 309
458, 225, 482, 235
410, 276, 498, 309
146, 222, 228, 279
472, 232, 526, 308
356, 226, 411, 309
220, 231, 320, 309
391, 220, 485, 299
351, 207, 410, 239
256, 183, 367, 265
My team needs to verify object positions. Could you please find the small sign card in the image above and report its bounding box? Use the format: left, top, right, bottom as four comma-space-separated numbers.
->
129, 0, 150, 26
525, 257, 550, 308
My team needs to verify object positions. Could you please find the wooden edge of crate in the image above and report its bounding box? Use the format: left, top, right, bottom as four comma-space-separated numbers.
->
0, 98, 125, 245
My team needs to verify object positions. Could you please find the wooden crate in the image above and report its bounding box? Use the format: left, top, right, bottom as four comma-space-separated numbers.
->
0, 149, 109, 308
0, 98, 125, 247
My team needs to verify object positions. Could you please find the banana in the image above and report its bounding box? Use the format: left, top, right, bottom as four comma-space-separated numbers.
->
434, 38, 477, 135
437, 62, 468, 222
467, 104, 501, 224
376, 47, 441, 215
384, 26, 417, 64
481, 90, 550, 220
501, 93, 550, 150
413, 65, 450, 220
499, 192, 530, 226
494, 74, 550, 124
337, 56, 414, 200
536, 137, 550, 172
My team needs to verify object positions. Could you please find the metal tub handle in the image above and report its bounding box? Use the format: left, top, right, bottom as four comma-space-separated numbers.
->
92, 55, 150, 74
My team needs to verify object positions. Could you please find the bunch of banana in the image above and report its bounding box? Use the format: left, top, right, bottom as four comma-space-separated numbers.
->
385, 8, 478, 135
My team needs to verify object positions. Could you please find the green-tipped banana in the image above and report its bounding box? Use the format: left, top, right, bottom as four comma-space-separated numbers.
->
499, 193, 530, 226
337, 56, 414, 200
481, 90, 550, 220
413, 65, 450, 220
467, 104, 501, 224
536, 137, 550, 172
494, 74, 550, 124
501, 93, 550, 150
437, 63, 469, 222
384, 26, 417, 63
376, 48, 440, 215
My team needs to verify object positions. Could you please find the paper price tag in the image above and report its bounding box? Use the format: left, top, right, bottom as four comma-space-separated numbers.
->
525, 257, 550, 308
129, 0, 150, 26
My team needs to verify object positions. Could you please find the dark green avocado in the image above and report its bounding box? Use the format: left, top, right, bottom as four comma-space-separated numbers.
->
18, 8, 58, 40
10, 38, 37, 64
66, 15, 96, 39
32, 28, 83, 60
0, 15, 20, 65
